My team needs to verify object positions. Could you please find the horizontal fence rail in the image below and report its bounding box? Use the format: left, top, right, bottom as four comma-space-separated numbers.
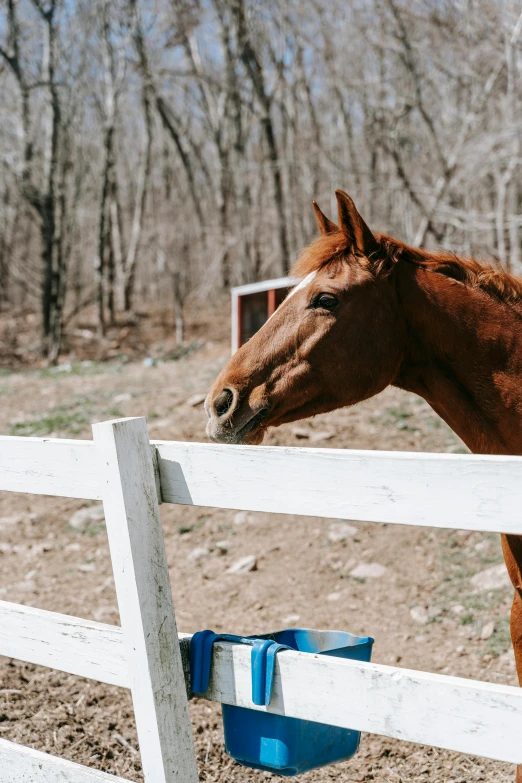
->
1, 424, 522, 776
0, 738, 131, 782
155, 441, 522, 534
3, 433, 522, 534
0, 437, 100, 499
0, 601, 129, 688
0, 603, 191, 698
201, 639, 522, 766
1, 602, 521, 766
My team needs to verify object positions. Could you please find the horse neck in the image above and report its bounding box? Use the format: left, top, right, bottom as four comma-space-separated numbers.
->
394, 262, 522, 455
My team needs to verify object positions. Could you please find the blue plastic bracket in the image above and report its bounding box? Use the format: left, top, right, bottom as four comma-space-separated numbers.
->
251, 640, 292, 706
190, 630, 291, 707
190, 630, 252, 693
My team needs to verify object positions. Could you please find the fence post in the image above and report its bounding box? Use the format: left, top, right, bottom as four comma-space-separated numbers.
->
92, 417, 198, 783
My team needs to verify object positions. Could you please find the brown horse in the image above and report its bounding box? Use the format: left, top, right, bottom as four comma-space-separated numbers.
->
205, 190, 522, 779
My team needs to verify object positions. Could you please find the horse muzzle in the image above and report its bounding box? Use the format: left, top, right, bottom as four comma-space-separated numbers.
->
205, 386, 269, 444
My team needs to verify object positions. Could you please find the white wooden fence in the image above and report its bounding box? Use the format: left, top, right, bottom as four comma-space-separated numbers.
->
0, 416, 521, 783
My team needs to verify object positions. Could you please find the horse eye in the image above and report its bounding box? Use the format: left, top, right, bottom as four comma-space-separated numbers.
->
311, 293, 339, 311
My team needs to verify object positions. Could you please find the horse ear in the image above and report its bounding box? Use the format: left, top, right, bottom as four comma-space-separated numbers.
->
312, 201, 338, 235
335, 190, 378, 256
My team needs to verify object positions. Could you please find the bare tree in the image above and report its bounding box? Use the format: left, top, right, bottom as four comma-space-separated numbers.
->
0, 0, 83, 361
232, 0, 289, 275
1, 0, 522, 363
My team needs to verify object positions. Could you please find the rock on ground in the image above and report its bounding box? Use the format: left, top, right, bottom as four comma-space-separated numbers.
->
308, 430, 335, 443
327, 591, 343, 602
350, 562, 386, 579
0, 515, 24, 528
410, 605, 441, 624
186, 393, 207, 407
290, 427, 335, 442
113, 392, 131, 403
480, 621, 495, 640
69, 505, 105, 532
233, 511, 253, 525
410, 605, 429, 625
226, 555, 257, 574
328, 521, 358, 542
470, 563, 511, 592
188, 546, 210, 563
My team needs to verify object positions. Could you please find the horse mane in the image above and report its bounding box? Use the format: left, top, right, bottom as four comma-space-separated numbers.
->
291, 231, 522, 308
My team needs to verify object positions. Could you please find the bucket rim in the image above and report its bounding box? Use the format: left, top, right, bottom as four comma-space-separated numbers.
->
250, 627, 375, 646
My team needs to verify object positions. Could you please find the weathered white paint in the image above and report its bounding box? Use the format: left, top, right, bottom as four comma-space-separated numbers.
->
200, 639, 522, 765
2, 421, 522, 774
0, 437, 100, 499
92, 418, 198, 783
155, 441, 522, 534
3, 431, 522, 535
2, 594, 521, 767
0, 601, 129, 688
0, 738, 131, 782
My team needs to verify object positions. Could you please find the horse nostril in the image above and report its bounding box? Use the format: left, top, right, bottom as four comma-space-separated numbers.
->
214, 388, 235, 418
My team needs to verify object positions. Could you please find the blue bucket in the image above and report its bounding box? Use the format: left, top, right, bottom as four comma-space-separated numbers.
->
190, 628, 374, 776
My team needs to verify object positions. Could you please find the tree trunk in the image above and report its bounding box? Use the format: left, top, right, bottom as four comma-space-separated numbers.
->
96, 122, 113, 336
233, 0, 289, 275
123, 88, 153, 312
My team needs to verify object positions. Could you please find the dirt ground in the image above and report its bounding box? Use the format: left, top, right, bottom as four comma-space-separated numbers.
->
0, 321, 518, 782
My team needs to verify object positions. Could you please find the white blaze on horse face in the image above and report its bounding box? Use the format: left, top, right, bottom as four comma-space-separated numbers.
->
267, 271, 317, 321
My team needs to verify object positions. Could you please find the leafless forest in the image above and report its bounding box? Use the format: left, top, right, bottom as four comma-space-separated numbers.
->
1, 0, 522, 362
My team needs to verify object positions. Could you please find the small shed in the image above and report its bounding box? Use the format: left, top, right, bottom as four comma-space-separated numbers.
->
231, 277, 296, 353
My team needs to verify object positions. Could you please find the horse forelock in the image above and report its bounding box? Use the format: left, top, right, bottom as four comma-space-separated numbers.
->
291, 233, 353, 278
